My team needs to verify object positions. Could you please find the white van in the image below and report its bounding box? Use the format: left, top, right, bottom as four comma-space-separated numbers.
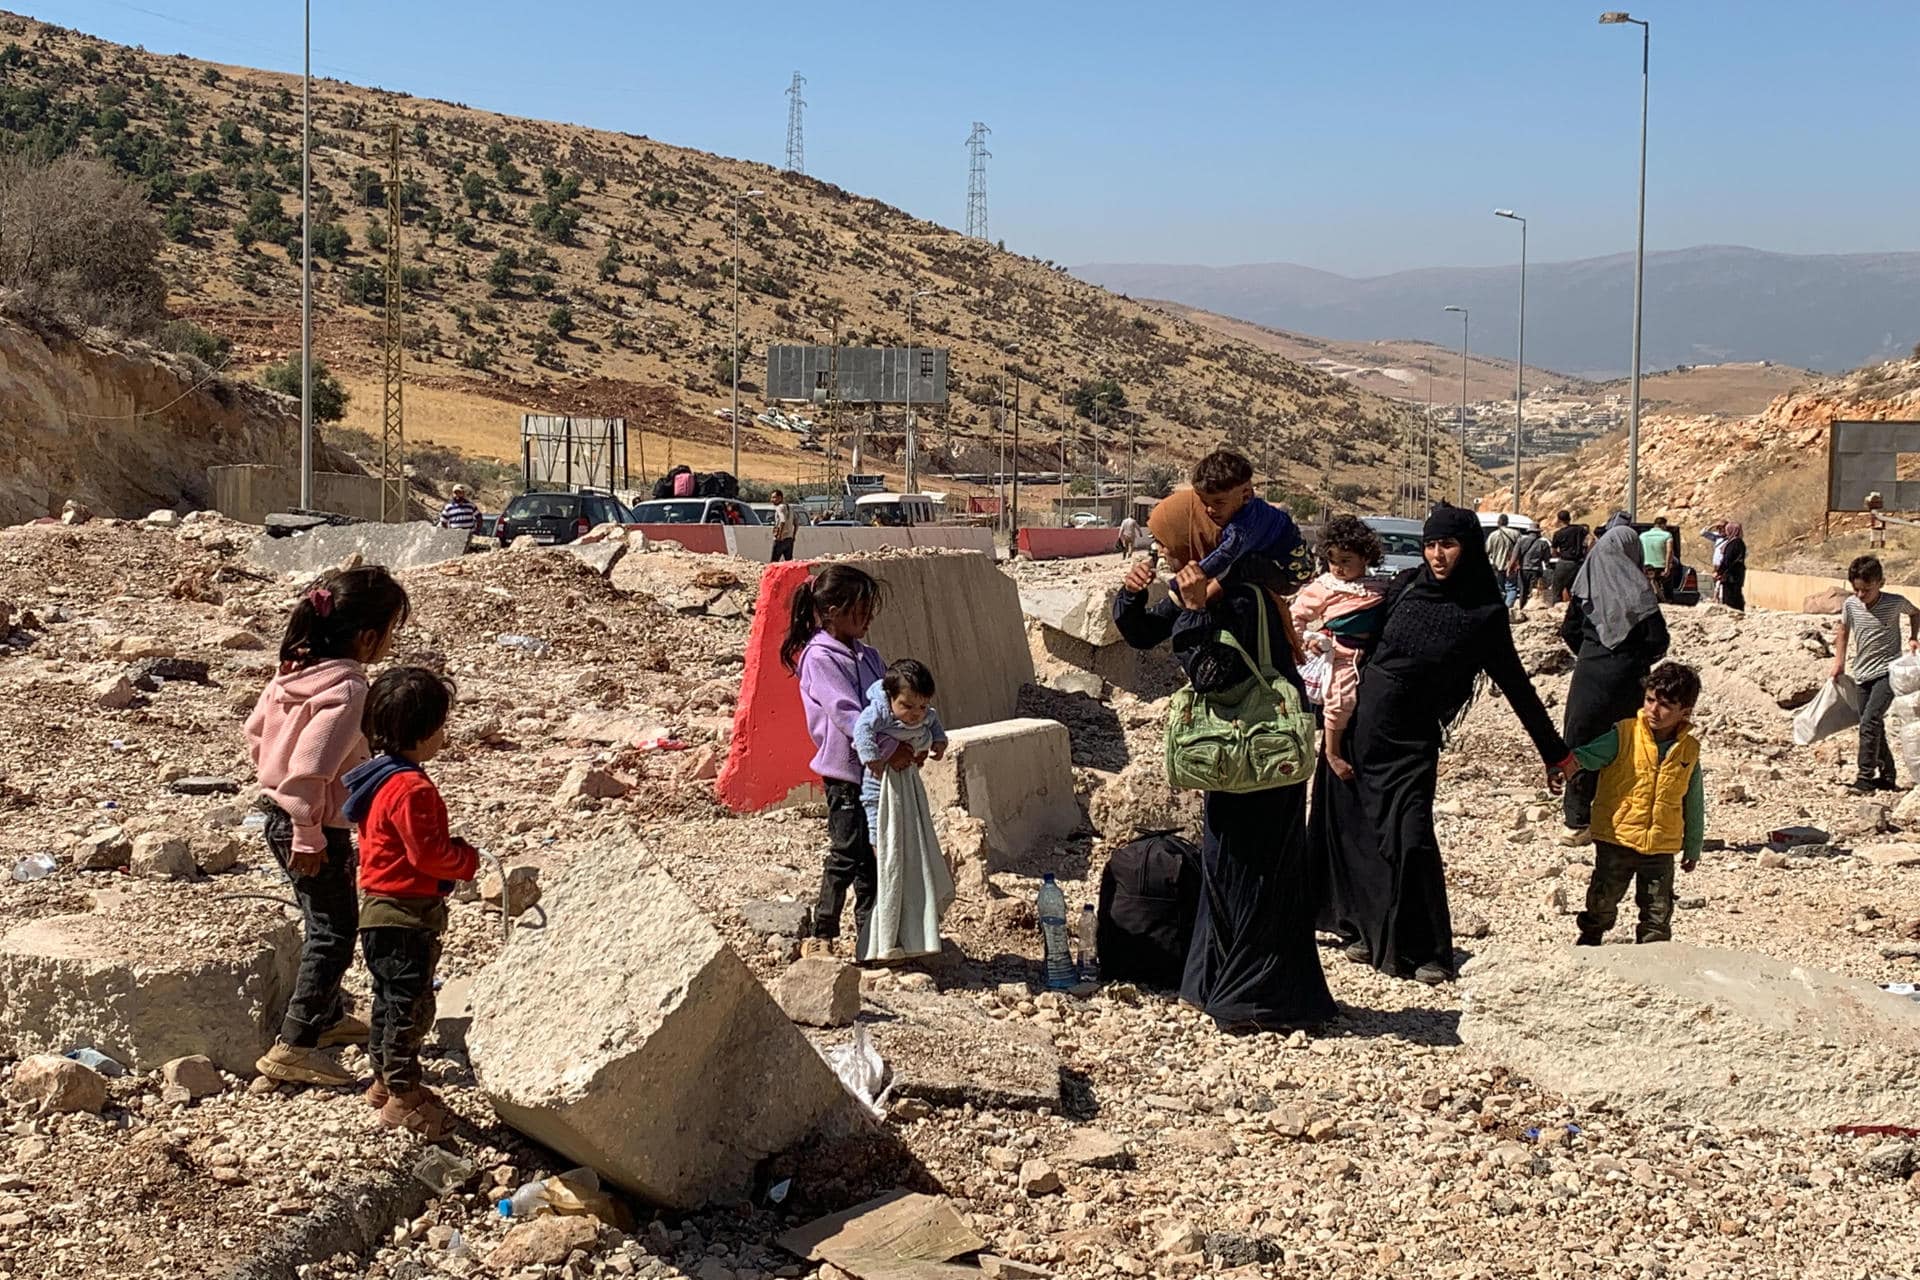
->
854, 492, 938, 527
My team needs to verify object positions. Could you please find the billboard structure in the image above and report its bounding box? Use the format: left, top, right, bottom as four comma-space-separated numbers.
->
765, 346, 948, 406
521, 415, 629, 492
1827, 420, 1920, 512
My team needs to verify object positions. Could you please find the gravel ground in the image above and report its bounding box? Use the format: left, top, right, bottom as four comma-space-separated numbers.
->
1, 525, 1916, 1279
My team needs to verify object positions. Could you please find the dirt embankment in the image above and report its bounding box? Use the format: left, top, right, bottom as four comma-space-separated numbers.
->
0, 308, 357, 524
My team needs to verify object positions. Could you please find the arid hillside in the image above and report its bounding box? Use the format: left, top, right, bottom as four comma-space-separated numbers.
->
0, 11, 1441, 511
1517, 356, 1920, 579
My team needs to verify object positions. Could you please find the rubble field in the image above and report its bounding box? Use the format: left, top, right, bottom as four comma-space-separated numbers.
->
0, 522, 1916, 1280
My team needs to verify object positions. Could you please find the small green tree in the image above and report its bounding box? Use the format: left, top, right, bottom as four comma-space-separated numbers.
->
1069, 378, 1128, 419
1139, 462, 1179, 499
164, 203, 193, 242
461, 171, 488, 214
343, 267, 383, 305
364, 219, 386, 252
546, 305, 574, 336
314, 222, 351, 259
261, 356, 348, 422
485, 140, 510, 167
528, 271, 554, 296
486, 249, 517, 294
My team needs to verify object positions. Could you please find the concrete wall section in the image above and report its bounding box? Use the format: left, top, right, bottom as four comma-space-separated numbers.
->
716, 553, 1035, 813
1018, 527, 1124, 560
210, 465, 394, 524
249, 520, 472, 575
627, 523, 730, 553
1745, 568, 1920, 613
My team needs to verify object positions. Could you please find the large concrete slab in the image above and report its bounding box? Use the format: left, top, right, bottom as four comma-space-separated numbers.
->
0, 905, 299, 1075
858, 990, 1060, 1112
718, 555, 1036, 813
1459, 941, 1920, 1130
467, 836, 875, 1210
248, 520, 470, 575
1020, 583, 1125, 647
922, 718, 1079, 866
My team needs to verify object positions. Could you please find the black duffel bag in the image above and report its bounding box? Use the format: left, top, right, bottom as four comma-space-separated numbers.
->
1096, 832, 1201, 989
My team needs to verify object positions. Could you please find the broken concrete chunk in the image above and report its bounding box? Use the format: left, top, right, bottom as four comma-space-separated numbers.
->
169, 776, 240, 796
8, 1054, 107, 1114
0, 908, 298, 1075
129, 832, 195, 880
72, 827, 131, 871
93, 674, 137, 710
489, 1213, 600, 1270
861, 990, 1060, 1113
195, 836, 244, 875
773, 957, 861, 1028
740, 899, 811, 938
468, 840, 874, 1210
481, 864, 542, 917
558, 761, 628, 806
921, 719, 1078, 867
1856, 843, 1920, 870
1088, 758, 1200, 843
777, 1190, 985, 1270
1018, 1158, 1062, 1197
1056, 1127, 1132, 1170
101, 635, 171, 660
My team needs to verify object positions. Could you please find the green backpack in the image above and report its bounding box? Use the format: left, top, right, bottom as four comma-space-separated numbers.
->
1165, 589, 1317, 793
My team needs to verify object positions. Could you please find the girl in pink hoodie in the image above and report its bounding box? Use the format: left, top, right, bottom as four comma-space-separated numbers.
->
246, 565, 410, 1086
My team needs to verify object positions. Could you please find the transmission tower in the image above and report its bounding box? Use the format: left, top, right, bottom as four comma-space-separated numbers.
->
965, 121, 991, 240
379, 121, 406, 522
784, 72, 807, 174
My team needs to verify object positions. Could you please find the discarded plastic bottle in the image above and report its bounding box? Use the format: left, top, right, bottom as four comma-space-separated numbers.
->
498, 1166, 602, 1219
413, 1147, 475, 1196
496, 634, 552, 657
1037, 874, 1075, 991
10, 852, 56, 882
1075, 904, 1099, 983
64, 1047, 126, 1077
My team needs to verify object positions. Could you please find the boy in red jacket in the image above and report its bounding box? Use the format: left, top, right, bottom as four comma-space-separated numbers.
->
341, 667, 478, 1139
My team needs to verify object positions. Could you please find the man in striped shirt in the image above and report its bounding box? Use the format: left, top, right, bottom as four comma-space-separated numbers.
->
1829, 554, 1920, 792
437, 486, 479, 533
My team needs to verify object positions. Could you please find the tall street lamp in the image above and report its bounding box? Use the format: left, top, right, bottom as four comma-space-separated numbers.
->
1443, 306, 1470, 507
1602, 10, 1649, 518
299, 0, 312, 509
1495, 209, 1527, 517
729, 188, 765, 478
904, 289, 933, 492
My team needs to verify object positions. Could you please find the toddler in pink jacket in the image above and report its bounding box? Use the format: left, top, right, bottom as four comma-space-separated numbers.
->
246, 566, 410, 1088
1291, 516, 1387, 780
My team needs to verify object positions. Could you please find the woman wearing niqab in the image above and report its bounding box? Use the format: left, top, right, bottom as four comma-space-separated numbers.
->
1310, 505, 1572, 983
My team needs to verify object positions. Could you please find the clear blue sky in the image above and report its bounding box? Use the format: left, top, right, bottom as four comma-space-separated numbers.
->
36, 1, 1920, 275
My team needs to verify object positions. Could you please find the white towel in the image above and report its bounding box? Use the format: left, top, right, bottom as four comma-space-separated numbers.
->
862, 764, 955, 962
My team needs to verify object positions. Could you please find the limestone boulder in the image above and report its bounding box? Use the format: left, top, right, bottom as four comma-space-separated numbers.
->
160, 1054, 225, 1101
129, 832, 195, 881
1459, 942, 1920, 1130
467, 837, 876, 1210
1088, 758, 1200, 844
773, 957, 861, 1028
0, 906, 299, 1075
72, 826, 131, 872
9, 1054, 107, 1114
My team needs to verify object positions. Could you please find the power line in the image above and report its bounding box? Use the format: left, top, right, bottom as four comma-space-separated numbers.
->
965, 121, 991, 241
784, 72, 807, 175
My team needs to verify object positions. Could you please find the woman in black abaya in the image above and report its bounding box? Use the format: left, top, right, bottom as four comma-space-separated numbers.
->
1112, 537, 1335, 1032
1311, 505, 1573, 984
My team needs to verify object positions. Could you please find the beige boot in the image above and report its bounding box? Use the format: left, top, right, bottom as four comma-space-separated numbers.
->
255, 1041, 354, 1087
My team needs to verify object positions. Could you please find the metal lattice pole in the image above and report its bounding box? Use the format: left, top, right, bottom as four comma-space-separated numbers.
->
784, 73, 807, 175
379, 122, 405, 521
966, 122, 991, 241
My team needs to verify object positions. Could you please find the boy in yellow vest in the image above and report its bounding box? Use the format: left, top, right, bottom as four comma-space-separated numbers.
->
1573, 662, 1704, 946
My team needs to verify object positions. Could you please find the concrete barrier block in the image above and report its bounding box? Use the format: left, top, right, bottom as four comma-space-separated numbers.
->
921, 718, 1079, 867
248, 521, 470, 575
1017, 527, 1123, 560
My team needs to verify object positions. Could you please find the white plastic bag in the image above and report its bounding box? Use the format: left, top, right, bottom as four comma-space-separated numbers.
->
825, 1025, 892, 1117
1793, 675, 1861, 746
1889, 654, 1920, 697
1891, 690, 1920, 778
1298, 651, 1332, 707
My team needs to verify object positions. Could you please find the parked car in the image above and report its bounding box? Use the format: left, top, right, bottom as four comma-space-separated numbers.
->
493, 490, 633, 546
855, 492, 939, 527
750, 503, 811, 528
628, 498, 762, 526
1629, 522, 1702, 606
1361, 516, 1426, 577
1069, 512, 1112, 529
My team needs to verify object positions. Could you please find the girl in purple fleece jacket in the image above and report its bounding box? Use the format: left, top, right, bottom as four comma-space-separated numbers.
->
781, 564, 902, 957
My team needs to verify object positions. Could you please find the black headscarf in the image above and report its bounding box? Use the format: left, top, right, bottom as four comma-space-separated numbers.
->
1413, 504, 1502, 608
1378, 504, 1505, 729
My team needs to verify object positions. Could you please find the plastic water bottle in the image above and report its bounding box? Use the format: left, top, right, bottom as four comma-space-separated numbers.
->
1037, 874, 1074, 991
1075, 905, 1099, 983
496, 634, 552, 657
498, 1166, 602, 1219
10, 852, 55, 882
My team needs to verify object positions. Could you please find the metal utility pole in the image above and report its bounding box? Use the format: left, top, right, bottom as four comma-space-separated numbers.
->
1495, 209, 1527, 517
1010, 365, 1022, 536
1602, 11, 1650, 519
904, 289, 932, 492
1444, 306, 1469, 507
378, 123, 405, 521
729, 188, 764, 478
299, 0, 312, 509
784, 73, 807, 174
965, 122, 992, 241
996, 374, 1008, 533
1423, 358, 1435, 510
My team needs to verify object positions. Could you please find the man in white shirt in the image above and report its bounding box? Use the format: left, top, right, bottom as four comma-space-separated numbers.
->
1116, 513, 1140, 555
437, 485, 479, 533
769, 489, 797, 561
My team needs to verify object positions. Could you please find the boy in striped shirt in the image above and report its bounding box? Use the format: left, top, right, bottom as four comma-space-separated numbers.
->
1830, 555, 1920, 792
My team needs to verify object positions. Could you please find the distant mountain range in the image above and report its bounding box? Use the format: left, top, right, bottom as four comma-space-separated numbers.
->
1073, 246, 1920, 378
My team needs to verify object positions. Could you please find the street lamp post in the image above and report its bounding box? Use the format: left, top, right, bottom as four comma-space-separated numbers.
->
1423, 358, 1435, 510
1602, 11, 1649, 519
1443, 306, 1470, 507
299, 0, 312, 509
729, 188, 765, 479
1495, 209, 1527, 517
904, 289, 933, 492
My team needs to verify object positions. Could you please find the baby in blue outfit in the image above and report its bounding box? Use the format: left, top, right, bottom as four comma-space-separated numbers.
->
852, 659, 949, 836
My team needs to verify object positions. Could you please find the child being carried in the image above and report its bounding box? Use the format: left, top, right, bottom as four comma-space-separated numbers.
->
852, 660, 954, 962
1290, 515, 1388, 780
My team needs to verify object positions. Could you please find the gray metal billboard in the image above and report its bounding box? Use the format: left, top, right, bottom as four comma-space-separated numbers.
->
520, 415, 629, 492
766, 345, 948, 406
1827, 420, 1920, 511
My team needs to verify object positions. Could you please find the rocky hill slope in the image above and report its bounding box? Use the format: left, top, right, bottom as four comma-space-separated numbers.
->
0, 11, 1432, 507
1518, 356, 1920, 578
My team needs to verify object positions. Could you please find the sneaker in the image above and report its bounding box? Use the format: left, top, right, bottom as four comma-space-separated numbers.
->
1413, 963, 1454, 986
1574, 930, 1604, 947
1847, 780, 1880, 795
255, 1041, 354, 1087
318, 1012, 371, 1047
365, 1079, 390, 1109
800, 937, 834, 959
379, 1086, 452, 1140
1558, 827, 1594, 848
1874, 778, 1902, 792
1342, 939, 1371, 965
